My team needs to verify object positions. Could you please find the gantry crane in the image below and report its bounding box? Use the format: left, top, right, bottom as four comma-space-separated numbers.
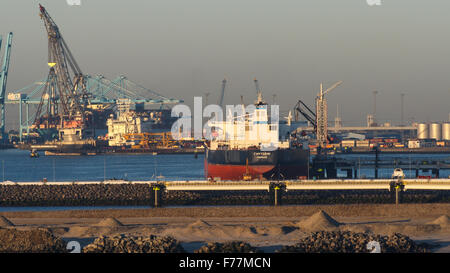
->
0, 32, 13, 141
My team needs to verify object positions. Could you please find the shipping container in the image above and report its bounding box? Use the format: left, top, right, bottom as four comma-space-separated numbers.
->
341, 140, 355, 147
356, 140, 370, 147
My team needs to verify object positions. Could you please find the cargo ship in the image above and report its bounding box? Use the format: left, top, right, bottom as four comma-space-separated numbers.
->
205, 92, 309, 181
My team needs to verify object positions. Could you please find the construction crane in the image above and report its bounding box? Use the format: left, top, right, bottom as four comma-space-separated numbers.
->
0, 32, 13, 141
217, 78, 227, 108
37, 4, 90, 129
316, 81, 342, 148
254, 78, 261, 95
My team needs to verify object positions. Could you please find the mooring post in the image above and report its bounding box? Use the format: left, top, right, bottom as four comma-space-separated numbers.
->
390, 178, 404, 205
154, 186, 159, 207
270, 182, 285, 206
274, 186, 279, 206
151, 184, 165, 208
395, 185, 399, 205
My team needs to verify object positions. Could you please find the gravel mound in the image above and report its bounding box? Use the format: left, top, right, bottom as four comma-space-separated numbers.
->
427, 215, 450, 227
0, 216, 14, 227
195, 241, 260, 253
95, 217, 124, 227
278, 231, 432, 253
0, 228, 67, 253
82, 234, 185, 253
297, 210, 340, 230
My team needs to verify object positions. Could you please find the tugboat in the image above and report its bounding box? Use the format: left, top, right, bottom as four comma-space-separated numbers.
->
205, 91, 309, 181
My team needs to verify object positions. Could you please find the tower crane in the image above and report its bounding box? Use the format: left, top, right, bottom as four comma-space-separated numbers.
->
0, 32, 13, 141
316, 81, 342, 148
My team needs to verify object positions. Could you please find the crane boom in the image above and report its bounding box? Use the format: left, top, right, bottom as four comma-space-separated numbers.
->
0, 32, 13, 139
254, 78, 261, 94
217, 78, 226, 108
320, 80, 343, 98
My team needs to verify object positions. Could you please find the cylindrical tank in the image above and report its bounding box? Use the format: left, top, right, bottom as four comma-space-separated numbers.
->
417, 123, 429, 139
443, 123, 450, 141
430, 123, 442, 140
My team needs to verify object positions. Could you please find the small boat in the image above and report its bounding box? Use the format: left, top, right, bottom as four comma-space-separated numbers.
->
30, 149, 40, 158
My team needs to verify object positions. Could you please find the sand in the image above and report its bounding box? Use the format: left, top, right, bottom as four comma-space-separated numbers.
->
1, 204, 450, 253
427, 215, 450, 228
95, 217, 124, 227
2, 203, 450, 219
296, 210, 340, 230
0, 216, 14, 227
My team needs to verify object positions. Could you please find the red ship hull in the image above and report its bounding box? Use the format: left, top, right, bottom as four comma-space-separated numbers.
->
205, 148, 309, 181
205, 160, 275, 180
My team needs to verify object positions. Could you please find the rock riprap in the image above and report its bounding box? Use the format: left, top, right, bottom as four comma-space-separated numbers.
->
278, 231, 432, 253
195, 241, 260, 253
82, 234, 185, 253
0, 228, 67, 253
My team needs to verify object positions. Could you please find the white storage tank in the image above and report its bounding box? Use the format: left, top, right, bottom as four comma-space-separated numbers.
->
430, 123, 442, 140
417, 123, 429, 139
443, 123, 450, 141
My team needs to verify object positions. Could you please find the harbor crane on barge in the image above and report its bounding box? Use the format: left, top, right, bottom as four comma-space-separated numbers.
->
34, 4, 92, 133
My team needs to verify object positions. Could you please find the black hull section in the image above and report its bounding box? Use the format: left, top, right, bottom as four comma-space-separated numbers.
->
206, 148, 309, 180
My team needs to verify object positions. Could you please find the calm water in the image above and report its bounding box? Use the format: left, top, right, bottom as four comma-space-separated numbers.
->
0, 149, 448, 182
0, 149, 204, 182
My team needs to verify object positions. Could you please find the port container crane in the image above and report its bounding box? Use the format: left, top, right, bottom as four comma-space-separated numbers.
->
0, 32, 13, 141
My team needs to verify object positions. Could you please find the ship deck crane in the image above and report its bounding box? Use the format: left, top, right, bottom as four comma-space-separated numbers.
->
0, 32, 13, 141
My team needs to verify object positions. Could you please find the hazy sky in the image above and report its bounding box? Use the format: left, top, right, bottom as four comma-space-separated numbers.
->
1, 0, 449, 129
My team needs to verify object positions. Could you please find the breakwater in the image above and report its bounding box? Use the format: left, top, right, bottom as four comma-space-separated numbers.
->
1, 184, 450, 207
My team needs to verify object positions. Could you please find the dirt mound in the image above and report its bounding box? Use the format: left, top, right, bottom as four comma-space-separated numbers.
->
0, 228, 67, 253
0, 216, 14, 227
297, 210, 340, 231
95, 217, 124, 227
188, 219, 212, 228
427, 215, 450, 227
